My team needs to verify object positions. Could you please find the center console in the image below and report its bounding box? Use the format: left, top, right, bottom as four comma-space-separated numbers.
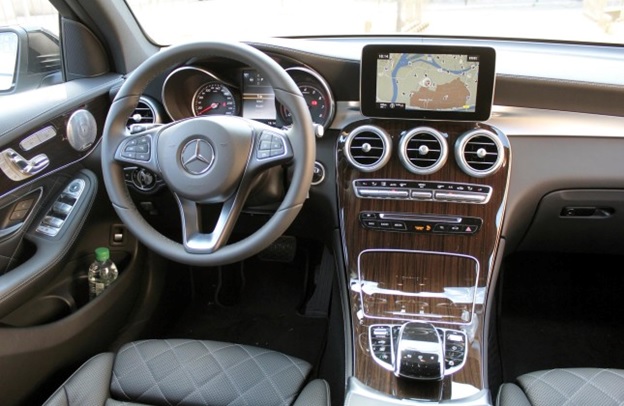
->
339, 44, 510, 404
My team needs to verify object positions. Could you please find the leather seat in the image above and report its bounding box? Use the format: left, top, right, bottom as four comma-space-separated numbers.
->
497, 368, 624, 406
43, 339, 330, 406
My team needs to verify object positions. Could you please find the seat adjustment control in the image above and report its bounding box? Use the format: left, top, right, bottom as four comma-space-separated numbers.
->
0, 148, 50, 181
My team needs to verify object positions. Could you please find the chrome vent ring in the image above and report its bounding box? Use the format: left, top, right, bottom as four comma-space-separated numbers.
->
455, 129, 504, 177
343, 125, 392, 172
126, 96, 161, 128
399, 127, 448, 175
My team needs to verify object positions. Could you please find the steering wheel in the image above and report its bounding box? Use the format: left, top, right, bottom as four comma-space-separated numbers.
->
101, 42, 315, 266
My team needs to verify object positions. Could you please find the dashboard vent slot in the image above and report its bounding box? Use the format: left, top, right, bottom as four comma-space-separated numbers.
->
126, 96, 160, 128
343, 125, 392, 172
455, 129, 504, 177
399, 127, 448, 175
36, 53, 61, 73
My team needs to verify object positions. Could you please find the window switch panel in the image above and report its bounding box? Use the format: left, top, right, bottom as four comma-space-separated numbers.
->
36, 178, 86, 237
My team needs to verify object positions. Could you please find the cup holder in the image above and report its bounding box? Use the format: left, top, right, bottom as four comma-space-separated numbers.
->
0, 250, 130, 327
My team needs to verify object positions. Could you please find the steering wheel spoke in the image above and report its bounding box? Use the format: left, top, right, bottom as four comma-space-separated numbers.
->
176, 191, 247, 254
113, 126, 162, 174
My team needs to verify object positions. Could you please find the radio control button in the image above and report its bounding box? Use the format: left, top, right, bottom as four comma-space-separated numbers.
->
412, 190, 433, 200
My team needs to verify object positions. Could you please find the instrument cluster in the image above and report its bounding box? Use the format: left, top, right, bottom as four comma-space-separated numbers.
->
161, 63, 335, 130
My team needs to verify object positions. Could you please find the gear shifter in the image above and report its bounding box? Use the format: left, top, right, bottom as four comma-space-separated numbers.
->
395, 322, 444, 380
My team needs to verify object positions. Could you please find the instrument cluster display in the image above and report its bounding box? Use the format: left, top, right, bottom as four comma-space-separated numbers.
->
162, 64, 335, 129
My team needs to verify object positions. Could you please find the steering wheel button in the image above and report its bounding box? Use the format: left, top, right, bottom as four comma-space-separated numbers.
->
126, 139, 138, 146
257, 150, 271, 159
271, 146, 284, 155
122, 152, 137, 159
136, 153, 150, 161
270, 140, 283, 149
137, 144, 149, 153
259, 140, 272, 150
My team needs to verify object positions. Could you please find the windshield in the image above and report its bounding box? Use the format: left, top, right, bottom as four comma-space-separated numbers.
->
126, 0, 624, 46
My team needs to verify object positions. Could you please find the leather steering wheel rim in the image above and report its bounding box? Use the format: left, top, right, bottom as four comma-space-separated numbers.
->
101, 41, 315, 266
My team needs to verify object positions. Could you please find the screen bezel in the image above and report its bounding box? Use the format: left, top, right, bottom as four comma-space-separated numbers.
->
360, 44, 496, 121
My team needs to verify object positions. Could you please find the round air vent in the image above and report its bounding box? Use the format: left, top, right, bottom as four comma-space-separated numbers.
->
126, 96, 161, 128
343, 125, 392, 172
398, 127, 448, 175
455, 129, 504, 177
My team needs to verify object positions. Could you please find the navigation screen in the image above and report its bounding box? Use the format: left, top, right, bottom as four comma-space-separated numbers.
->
361, 45, 495, 121
377, 53, 479, 112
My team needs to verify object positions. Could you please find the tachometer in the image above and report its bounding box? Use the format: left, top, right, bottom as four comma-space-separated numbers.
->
278, 67, 335, 129
193, 82, 237, 116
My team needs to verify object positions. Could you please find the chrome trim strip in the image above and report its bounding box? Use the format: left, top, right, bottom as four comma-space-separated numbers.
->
352, 179, 493, 205
345, 377, 491, 405
378, 213, 462, 223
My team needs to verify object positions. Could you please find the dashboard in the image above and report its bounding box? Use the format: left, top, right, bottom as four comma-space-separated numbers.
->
2, 0, 624, 402
126, 42, 510, 403
114, 37, 624, 404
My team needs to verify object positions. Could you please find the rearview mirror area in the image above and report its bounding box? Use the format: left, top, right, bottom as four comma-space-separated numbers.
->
0, 26, 61, 95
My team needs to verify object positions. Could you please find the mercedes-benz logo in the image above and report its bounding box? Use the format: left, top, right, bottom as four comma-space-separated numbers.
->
180, 139, 215, 175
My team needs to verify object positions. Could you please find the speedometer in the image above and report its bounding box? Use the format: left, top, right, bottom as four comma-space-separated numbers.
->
193, 82, 237, 116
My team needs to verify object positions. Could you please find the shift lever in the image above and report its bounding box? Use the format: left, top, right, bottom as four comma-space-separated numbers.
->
394, 322, 444, 380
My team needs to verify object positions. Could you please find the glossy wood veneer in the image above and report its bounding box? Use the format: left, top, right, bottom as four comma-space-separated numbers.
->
337, 119, 511, 401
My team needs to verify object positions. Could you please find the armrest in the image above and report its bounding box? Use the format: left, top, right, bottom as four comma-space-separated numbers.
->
0, 169, 97, 319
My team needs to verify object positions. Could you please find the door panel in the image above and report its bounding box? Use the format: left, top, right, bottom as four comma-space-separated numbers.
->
0, 75, 151, 405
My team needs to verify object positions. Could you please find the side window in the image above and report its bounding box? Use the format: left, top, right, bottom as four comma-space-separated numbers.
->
0, 0, 60, 95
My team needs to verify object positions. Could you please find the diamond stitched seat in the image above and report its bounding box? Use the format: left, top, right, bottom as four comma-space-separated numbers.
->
497, 368, 624, 406
43, 339, 329, 406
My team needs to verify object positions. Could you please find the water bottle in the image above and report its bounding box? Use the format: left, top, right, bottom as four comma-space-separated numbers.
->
88, 247, 118, 300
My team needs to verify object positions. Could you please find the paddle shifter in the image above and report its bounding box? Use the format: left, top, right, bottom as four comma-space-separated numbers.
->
369, 321, 468, 380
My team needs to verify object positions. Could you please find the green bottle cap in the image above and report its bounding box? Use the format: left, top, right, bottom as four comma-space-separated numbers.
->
95, 247, 110, 262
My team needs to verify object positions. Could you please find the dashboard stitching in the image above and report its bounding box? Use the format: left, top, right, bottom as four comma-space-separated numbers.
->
247, 42, 357, 64
498, 73, 624, 90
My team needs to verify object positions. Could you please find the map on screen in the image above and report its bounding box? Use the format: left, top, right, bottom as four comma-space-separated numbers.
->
376, 53, 479, 112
